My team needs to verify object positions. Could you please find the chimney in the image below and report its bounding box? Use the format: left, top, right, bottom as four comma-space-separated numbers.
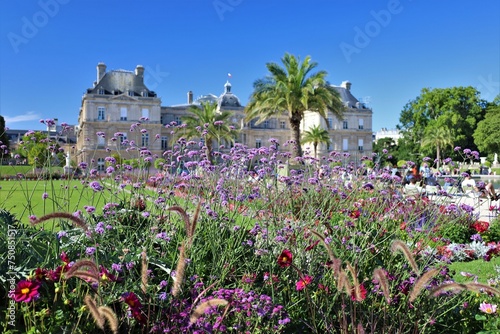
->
187, 90, 193, 104
97, 62, 106, 83
341, 80, 352, 91
135, 65, 145, 82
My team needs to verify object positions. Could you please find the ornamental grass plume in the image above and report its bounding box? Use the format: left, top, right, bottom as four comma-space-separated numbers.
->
409, 268, 439, 302
346, 262, 364, 302
337, 270, 352, 295
141, 250, 148, 295
84, 295, 119, 333
391, 240, 419, 275
309, 229, 337, 264
373, 268, 391, 303
189, 298, 229, 325
97, 306, 119, 334
464, 282, 500, 296
84, 295, 104, 329
172, 242, 186, 298
64, 259, 100, 283
30, 212, 89, 231
167, 202, 201, 247
429, 282, 500, 298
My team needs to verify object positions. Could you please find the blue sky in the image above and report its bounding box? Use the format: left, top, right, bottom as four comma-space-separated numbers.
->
1, 0, 499, 133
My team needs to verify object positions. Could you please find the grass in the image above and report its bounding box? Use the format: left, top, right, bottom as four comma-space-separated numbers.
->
449, 256, 500, 283
0, 165, 66, 179
0, 179, 119, 222
0, 165, 36, 176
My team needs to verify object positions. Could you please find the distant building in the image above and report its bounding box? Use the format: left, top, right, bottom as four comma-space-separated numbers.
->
301, 81, 373, 161
75, 63, 374, 167
374, 128, 402, 143
76, 63, 163, 170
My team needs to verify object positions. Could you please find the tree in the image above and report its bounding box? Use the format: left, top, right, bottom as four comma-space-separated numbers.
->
473, 96, 500, 156
421, 125, 454, 170
301, 124, 330, 159
178, 101, 238, 163
19, 131, 63, 168
372, 137, 397, 166
245, 53, 344, 159
0, 116, 9, 159
398, 86, 487, 158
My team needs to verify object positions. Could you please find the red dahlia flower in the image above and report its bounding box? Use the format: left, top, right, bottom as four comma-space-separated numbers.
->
122, 292, 142, 309
13, 280, 40, 303
277, 249, 293, 268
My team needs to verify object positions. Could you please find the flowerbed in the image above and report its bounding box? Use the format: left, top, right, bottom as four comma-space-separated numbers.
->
1, 137, 500, 333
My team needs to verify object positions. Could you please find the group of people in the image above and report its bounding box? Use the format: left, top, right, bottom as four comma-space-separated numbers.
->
461, 171, 499, 201
401, 163, 499, 201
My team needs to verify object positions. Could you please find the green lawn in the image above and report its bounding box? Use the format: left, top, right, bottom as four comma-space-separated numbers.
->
449, 256, 500, 284
0, 179, 124, 222
0, 165, 66, 178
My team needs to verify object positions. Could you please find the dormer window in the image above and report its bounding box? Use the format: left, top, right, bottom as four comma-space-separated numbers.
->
142, 91, 148, 97
98, 88, 105, 95
128, 91, 134, 97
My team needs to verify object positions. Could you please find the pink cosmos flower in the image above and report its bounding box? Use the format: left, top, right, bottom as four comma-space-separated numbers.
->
296, 275, 313, 291
479, 302, 497, 314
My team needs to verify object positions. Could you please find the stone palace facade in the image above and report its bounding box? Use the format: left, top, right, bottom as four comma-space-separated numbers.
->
75, 63, 373, 169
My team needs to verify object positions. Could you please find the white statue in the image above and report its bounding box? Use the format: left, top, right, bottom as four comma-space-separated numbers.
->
494, 153, 498, 165
65, 152, 71, 168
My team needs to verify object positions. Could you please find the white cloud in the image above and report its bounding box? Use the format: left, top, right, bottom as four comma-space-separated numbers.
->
3, 111, 41, 123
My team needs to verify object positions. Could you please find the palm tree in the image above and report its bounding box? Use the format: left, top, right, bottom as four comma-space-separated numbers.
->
245, 53, 344, 159
302, 124, 330, 160
421, 126, 454, 170
178, 101, 238, 163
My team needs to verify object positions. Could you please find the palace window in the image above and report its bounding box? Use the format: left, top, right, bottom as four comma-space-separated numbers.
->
358, 138, 364, 151
120, 107, 127, 121
161, 136, 168, 150
141, 133, 149, 147
97, 107, 106, 121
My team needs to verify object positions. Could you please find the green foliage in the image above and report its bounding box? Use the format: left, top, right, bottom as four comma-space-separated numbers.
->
177, 101, 238, 162
154, 158, 166, 170
18, 132, 64, 168
0, 116, 9, 157
301, 124, 330, 158
421, 125, 454, 169
1, 141, 498, 333
474, 99, 500, 155
397, 160, 407, 167
398, 86, 487, 160
483, 221, 500, 244
436, 220, 474, 244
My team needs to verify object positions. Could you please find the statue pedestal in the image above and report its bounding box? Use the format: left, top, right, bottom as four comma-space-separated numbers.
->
64, 166, 73, 175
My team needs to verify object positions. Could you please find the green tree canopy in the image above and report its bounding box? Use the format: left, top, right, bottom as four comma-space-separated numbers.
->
473, 95, 500, 155
301, 124, 330, 159
245, 53, 344, 159
398, 86, 487, 158
19, 131, 63, 168
0, 116, 9, 158
372, 137, 398, 166
178, 101, 238, 163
